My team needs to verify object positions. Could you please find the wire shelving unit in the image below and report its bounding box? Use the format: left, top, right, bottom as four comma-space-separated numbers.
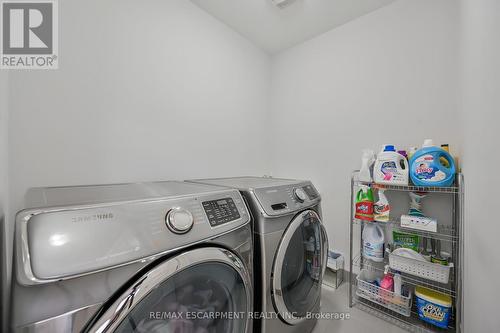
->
349, 171, 464, 333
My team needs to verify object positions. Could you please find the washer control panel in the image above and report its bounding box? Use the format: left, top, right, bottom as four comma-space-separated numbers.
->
202, 197, 241, 227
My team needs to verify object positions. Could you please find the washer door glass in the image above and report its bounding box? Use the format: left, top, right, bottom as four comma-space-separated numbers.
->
89, 248, 251, 333
272, 210, 328, 324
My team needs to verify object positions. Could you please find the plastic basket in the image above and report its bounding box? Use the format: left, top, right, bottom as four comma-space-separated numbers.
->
356, 269, 412, 317
389, 252, 453, 284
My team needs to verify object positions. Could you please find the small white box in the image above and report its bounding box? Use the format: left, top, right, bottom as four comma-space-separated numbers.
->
400, 215, 437, 232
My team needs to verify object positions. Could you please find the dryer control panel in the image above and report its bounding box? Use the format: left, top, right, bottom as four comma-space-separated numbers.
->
253, 181, 321, 217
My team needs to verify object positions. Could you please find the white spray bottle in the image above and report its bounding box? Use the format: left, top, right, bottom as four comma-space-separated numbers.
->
393, 271, 402, 295
359, 149, 375, 182
374, 189, 390, 222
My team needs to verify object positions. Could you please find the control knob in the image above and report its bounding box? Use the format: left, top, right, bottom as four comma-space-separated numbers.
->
293, 188, 307, 203
165, 207, 194, 234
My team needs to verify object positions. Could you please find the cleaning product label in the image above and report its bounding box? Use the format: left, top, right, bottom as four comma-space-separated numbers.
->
374, 203, 390, 222
393, 231, 420, 252
363, 241, 384, 261
413, 155, 446, 183
374, 190, 390, 222
355, 201, 374, 221
416, 296, 451, 329
380, 161, 398, 181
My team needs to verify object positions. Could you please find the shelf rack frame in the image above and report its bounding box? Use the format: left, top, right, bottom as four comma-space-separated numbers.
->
349, 171, 464, 333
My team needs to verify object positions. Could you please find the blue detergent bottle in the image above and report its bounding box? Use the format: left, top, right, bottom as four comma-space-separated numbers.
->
409, 139, 456, 187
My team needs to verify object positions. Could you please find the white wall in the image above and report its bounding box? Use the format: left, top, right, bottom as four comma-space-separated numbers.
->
270, 0, 460, 259
460, 0, 500, 331
8, 0, 271, 210
0, 70, 9, 331
7, 0, 271, 220
4, 0, 271, 327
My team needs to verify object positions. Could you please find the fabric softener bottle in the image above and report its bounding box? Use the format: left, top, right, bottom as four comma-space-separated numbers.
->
409, 139, 456, 187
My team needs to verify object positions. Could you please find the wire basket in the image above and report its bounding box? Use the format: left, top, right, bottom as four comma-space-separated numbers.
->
356, 270, 412, 317
389, 252, 453, 284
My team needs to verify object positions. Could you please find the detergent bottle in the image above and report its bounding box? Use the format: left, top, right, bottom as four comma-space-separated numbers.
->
410, 139, 456, 187
355, 185, 374, 221
373, 145, 409, 185
362, 224, 385, 262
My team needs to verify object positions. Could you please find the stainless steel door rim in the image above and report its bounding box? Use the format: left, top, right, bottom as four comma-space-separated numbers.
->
271, 209, 328, 325
87, 247, 253, 333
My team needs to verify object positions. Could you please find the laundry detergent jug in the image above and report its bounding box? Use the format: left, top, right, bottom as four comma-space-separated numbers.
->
410, 139, 456, 187
362, 224, 385, 262
373, 145, 409, 185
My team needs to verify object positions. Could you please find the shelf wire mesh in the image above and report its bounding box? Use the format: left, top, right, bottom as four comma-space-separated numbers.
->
350, 172, 463, 333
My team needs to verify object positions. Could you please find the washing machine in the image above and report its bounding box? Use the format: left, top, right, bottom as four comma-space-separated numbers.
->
188, 177, 329, 333
10, 181, 253, 333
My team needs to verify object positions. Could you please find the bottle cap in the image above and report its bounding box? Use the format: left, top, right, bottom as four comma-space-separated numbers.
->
383, 145, 396, 152
423, 139, 434, 147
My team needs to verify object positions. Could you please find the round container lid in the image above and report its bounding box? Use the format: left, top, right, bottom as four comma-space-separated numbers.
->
415, 286, 452, 307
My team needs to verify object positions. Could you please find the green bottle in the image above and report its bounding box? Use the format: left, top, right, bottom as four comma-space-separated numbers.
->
355, 185, 374, 221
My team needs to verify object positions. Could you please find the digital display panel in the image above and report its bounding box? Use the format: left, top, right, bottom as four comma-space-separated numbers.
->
202, 198, 240, 227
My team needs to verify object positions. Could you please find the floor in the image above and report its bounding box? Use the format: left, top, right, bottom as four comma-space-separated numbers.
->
312, 283, 406, 333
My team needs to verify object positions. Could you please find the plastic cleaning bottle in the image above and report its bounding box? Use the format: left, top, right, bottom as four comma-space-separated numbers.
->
440, 144, 460, 171
398, 150, 408, 160
379, 265, 394, 292
362, 224, 385, 262
440, 144, 451, 168
374, 189, 390, 222
359, 149, 375, 182
373, 145, 409, 185
355, 185, 374, 221
409, 139, 456, 187
408, 147, 418, 160
393, 271, 402, 295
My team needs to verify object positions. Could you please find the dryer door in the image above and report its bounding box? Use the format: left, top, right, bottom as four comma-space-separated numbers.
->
86, 247, 252, 333
271, 210, 328, 325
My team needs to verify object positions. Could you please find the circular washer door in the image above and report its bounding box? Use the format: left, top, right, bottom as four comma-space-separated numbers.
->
271, 210, 328, 325
88, 247, 252, 333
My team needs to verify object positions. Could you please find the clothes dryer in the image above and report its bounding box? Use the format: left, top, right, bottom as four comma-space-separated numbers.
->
11, 181, 253, 333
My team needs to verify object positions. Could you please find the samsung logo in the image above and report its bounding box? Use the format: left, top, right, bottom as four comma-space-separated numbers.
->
72, 213, 114, 223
